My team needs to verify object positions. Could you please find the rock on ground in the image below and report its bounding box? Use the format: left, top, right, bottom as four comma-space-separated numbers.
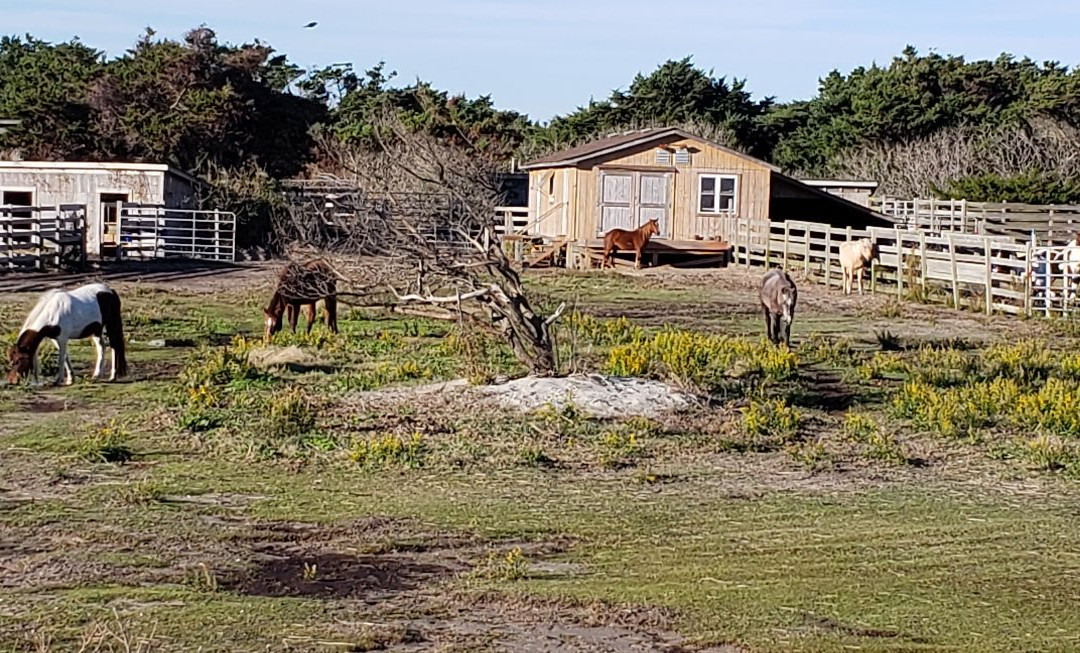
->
475, 374, 695, 418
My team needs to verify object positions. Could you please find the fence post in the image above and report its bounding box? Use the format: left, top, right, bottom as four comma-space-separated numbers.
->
765, 223, 772, 267
1024, 240, 1033, 318
895, 226, 904, 299
824, 228, 832, 288
216, 210, 224, 257
961, 199, 968, 233
918, 232, 927, 292
948, 233, 959, 309
983, 236, 993, 316
870, 254, 878, 294
782, 221, 790, 271
744, 220, 751, 269
2, 211, 10, 269
803, 224, 810, 276
31, 212, 41, 270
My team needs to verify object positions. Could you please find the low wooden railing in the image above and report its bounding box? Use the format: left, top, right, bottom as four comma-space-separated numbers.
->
0, 204, 86, 271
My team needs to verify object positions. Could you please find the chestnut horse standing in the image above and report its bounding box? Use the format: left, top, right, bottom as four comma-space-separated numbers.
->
263, 259, 340, 342
601, 218, 660, 269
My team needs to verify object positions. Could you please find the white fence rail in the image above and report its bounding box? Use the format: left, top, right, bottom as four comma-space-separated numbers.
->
0, 204, 86, 270
494, 206, 529, 236
871, 196, 1080, 243
717, 216, 1079, 317
118, 205, 236, 262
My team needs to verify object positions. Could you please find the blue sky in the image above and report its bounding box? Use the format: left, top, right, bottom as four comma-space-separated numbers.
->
8, 0, 1080, 122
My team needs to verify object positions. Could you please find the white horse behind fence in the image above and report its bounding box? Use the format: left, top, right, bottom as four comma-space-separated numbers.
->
1062, 235, 1080, 304
1027, 238, 1080, 313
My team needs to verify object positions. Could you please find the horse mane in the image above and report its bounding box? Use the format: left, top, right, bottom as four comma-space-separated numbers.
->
264, 290, 288, 317
13, 329, 47, 357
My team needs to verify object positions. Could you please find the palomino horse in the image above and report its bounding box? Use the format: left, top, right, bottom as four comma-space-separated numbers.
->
601, 218, 660, 269
839, 238, 878, 295
263, 259, 340, 342
7, 282, 128, 385
760, 269, 798, 347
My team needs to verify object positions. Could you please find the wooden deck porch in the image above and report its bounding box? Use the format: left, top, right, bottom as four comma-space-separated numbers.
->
579, 238, 733, 269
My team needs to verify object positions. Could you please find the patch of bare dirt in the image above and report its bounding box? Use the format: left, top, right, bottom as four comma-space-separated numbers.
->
622, 266, 1046, 343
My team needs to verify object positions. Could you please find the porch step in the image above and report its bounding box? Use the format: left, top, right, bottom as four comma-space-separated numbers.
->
523, 238, 567, 268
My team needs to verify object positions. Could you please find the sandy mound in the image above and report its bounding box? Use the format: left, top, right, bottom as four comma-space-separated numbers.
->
248, 345, 322, 371
476, 374, 696, 418
352, 374, 696, 419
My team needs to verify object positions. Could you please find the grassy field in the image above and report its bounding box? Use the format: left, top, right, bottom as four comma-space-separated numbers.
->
2, 264, 1080, 653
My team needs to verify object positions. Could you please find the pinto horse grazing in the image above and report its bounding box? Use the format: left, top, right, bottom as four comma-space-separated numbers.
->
760, 269, 798, 347
601, 218, 660, 269
839, 238, 878, 295
1061, 233, 1080, 304
7, 283, 127, 385
263, 259, 340, 342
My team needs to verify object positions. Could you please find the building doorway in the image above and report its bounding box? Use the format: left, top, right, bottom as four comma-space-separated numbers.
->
99, 192, 129, 257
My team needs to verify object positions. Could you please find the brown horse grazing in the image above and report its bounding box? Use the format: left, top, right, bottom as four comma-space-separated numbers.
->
602, 218, 660, 269
263, 259, 340, 342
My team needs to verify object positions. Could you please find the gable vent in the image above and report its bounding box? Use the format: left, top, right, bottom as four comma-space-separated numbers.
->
655, 148, 672, 165
674, 148, 691, 165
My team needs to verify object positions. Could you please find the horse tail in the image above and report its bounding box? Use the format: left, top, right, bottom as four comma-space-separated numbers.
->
97, 289, 128, 378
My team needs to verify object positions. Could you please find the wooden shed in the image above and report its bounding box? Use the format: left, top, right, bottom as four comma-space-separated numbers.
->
521, 128, 892, 266
0, 161, 204, 257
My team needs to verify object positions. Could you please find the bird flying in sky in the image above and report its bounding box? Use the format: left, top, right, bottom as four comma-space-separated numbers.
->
302, 21, 317, 28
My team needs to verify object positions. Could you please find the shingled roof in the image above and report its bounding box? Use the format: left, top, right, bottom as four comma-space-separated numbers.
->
522, 127, 780, 172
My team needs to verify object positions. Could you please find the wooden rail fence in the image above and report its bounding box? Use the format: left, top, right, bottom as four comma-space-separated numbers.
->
718, 216, 1078, 317
871, 196, 1080, 243
1, 204, 86, 271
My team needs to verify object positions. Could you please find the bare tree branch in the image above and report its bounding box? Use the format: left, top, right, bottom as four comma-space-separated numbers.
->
277, 101, 564, 375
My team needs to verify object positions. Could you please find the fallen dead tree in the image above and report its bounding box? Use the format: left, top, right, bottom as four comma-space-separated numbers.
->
276, 107, 565, 375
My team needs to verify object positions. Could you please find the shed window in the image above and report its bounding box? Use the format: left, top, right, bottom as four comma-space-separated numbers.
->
655, 149, 672, 165
698, 174, 737, 214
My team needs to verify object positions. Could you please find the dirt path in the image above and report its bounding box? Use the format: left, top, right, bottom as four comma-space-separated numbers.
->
0, 260, 274, 294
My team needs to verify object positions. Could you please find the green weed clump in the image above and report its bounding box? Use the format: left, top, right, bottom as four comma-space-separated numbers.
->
568, 312, 646, 347
179, 339, 266, 408
741, 399, 801, 443
606, 328, 798, 394
784, 440, 833, 471
799, 334, 858, 367
841, 411, 912, 465
597, 426, 642, 469
349, 432, 427, 469
1013, 378, 1080, 438
470, 547, 530, 582
1022, 435, 1080, 473
266, 387, 317, 442
855, 351, 907, 381
980, 340, 1056, 383
78, 419, 134, 463
439, 328, 522, 385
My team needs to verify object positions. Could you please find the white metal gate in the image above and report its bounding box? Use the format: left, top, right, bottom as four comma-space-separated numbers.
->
118, 205, 236, 262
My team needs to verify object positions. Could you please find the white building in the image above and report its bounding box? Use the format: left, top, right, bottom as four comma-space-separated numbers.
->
0, 161, 204, 257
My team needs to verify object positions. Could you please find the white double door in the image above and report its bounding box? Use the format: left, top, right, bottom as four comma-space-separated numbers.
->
598, 171, 671, 237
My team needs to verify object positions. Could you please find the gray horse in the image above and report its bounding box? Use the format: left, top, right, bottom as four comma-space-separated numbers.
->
759, 269, 798, 347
